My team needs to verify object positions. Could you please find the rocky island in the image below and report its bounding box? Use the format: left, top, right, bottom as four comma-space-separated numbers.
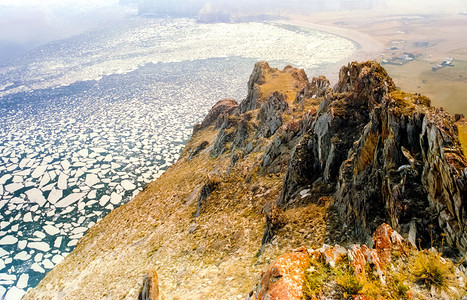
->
25, 61, 467, 299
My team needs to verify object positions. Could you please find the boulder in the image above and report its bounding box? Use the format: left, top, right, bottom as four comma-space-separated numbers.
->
249, 247, 310, 300
138, 271, 159, 300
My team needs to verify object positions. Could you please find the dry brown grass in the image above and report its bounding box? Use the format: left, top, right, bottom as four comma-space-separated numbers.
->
259, 69, 303, 103
457, 120, 467, 156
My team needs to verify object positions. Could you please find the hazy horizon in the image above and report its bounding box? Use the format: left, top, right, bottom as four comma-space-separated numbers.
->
1, 0, 466, 64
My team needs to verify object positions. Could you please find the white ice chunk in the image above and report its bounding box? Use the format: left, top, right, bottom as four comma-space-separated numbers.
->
0, 248, 9, 257
0, 235, 18, 245
39, 172, 51, 187
0, 174, 12, 185
13, 251, 31, 261
34, 253, 43, 262
18, 240, 27, 250
77, 149, 88, 157
0, 221, 9, 230
31, 165, 47, 178
43, 225, 60, 236
5, 183, 24, 193
55, 192, 85, 208
110, 192, 122, 205
17, 273, 29, 289
19, 158, 30, 169
31, 263, 45, 273
0, 274, 16, 281
12, 175, 23, 183
57, 173, 68, 190
42, 259, 54, 269
121, 180, 136, 191
47, 187, 62, 204
28, 241, 50, 252
67, 239, 78, 247
75, 168, 85, 178
54, 236, 62, 248
52, 254, 64, 265
71, 227, 87, 235
33, 231, 46, 239
25, 188, 46, 206
91, 147, 106, 153
85, 173, 99, 186
15, 169, 31, 176
88, 190, 96, 199
99, 195, 110, 206
111, 162, 121, 169
0, 259, 5, 271
78, 201, 85, 211
4, 286, 25, 300
61, 160, 70, 171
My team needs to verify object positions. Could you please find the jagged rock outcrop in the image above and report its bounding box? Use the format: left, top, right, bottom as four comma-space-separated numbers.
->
239, 62, 268, 113
256, 92, 289, 138
24, 61, 466, 300
193, 98, 238, 133
294, 76, 330, 108
249, 224, 465, 299
276, 61, 467, 253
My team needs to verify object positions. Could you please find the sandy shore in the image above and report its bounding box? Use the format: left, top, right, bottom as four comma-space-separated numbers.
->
282, 11, 467, 115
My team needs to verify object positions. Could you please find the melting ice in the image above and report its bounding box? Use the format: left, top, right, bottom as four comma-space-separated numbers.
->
0, 16, 356, 298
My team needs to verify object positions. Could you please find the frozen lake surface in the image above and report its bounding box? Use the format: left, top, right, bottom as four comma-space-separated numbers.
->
0, 16, 355, 298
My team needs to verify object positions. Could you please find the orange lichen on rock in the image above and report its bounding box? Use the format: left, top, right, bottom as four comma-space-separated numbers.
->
373, 223, 408, 265
315, 244, 347, 268
256, 247, 310, 300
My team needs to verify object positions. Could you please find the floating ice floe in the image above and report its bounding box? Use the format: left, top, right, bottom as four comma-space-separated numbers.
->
54, 237, 62, 248
57, 173, 68, 190
121, 180, 136, 191
85, 173, 99, 186
13, 251, 31, 261
5, 183, 24, 193
25, 188, 47, 206
31, 165, 47, 179
52, 255, 64, 265
28, 242, 50, 252
31, 263, 45, 273
47, 187, 62, 204
55, 192, 86, 208
110, 192, 122, 205
17, 274, 29, 289
4, 286, 25, 300
43, 225, 60, 236
42, 259, 54, 269
0, 236, 18, 245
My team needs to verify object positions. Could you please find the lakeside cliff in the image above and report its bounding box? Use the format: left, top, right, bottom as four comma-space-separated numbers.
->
25, 61, 467, 299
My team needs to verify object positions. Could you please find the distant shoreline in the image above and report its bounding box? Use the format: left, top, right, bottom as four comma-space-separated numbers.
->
278, 18, 384, 60
275, 17, 384, 83
278, 12, 467, 115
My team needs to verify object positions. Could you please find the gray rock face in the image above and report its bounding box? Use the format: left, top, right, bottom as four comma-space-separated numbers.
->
294, 75, 330, 108
239, 62, 269, 113
193, 98, 238, 133
256, 92, 289, 138
275, 61, 467, 253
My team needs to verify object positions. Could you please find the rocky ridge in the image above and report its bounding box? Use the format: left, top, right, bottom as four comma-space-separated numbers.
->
25, 61, 467, 299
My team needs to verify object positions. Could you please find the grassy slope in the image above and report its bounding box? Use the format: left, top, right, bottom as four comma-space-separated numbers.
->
25, 65, 326, 300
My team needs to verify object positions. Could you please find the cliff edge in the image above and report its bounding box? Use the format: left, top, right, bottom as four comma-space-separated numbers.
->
25, 61, 467, 299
